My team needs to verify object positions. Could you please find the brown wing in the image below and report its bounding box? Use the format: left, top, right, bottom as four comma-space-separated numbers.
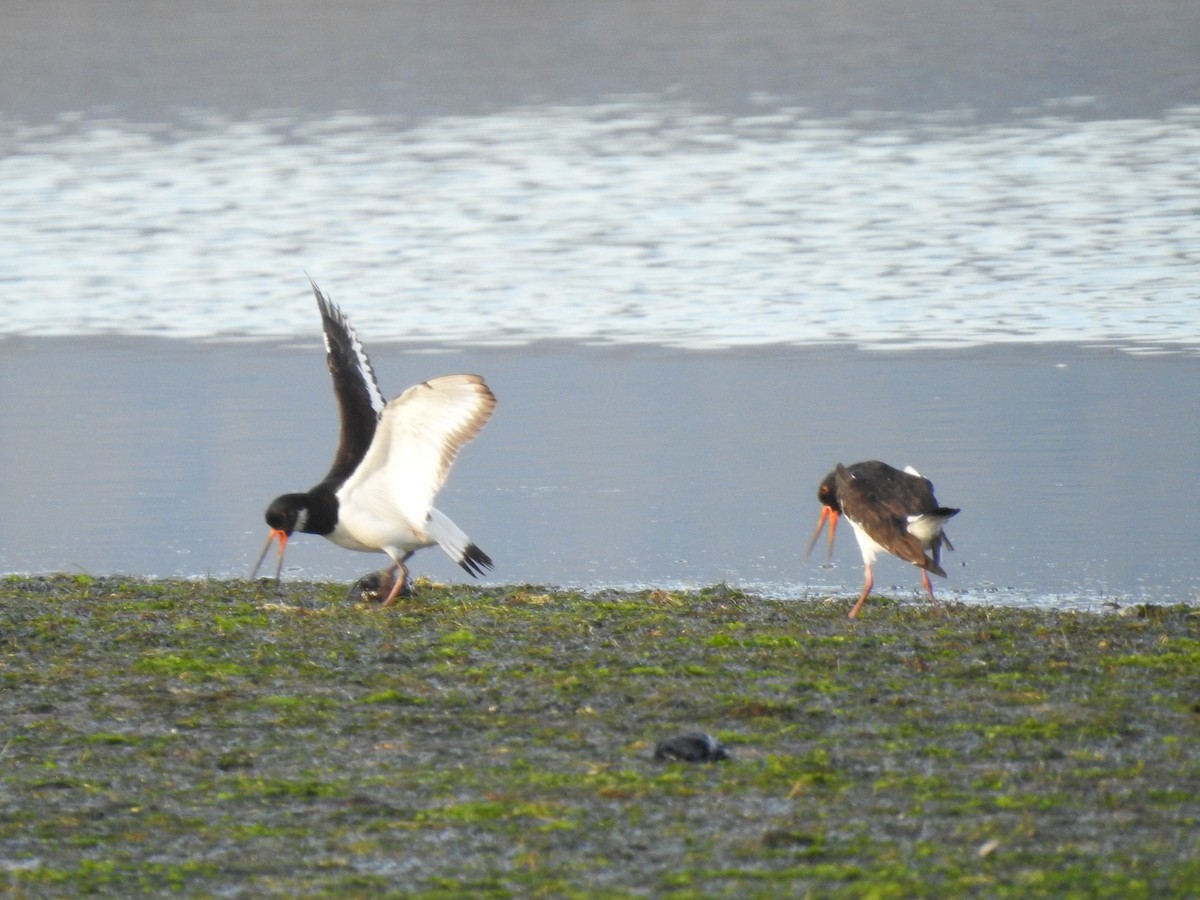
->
835, 464, 934, 570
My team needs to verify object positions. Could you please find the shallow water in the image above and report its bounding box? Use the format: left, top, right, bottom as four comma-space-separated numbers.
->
1, 339, 1197, 611
2, 1, 1199, 609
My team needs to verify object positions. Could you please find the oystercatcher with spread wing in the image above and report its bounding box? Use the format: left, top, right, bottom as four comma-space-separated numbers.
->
252, 282, 496, 604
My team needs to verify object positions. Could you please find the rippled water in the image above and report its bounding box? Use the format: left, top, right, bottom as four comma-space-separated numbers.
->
3, 102, 1199, 351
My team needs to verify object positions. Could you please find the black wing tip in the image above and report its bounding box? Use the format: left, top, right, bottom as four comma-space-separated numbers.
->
308, 280, 350, 336
925, 560, 948, 578
311, 282, 341, 326
458, 544, 494, 578
310, 282, 347, 343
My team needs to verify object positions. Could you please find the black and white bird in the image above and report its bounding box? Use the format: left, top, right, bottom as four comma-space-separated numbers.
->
808, 460, 958, 618
251, 282, 496, 605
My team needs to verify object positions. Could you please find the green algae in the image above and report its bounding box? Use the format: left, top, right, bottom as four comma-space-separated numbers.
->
0, 575, 1198, 897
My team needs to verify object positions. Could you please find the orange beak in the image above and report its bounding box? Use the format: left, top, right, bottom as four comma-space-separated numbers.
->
805, 506, 839, 563
250, 528, 289, 582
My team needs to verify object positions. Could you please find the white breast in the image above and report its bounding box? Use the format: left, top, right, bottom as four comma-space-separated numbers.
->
327, 501, 431, 557
846, 518, 884, 566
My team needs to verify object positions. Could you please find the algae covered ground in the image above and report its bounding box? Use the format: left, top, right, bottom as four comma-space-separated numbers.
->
1, 575, 1198, 898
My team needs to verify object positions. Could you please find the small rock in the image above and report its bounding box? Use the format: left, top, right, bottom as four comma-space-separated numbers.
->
977, 838, 1001, 858
762, 829, 818, 849
347, 568, 406, 603
653, 731, 730, 763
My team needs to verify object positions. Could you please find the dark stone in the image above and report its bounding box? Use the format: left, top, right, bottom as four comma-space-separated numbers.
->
653, 731, 730, 763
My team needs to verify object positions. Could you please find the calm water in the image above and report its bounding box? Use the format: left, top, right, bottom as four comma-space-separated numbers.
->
2, 339, 1198, 611
2, 2, 1199, 608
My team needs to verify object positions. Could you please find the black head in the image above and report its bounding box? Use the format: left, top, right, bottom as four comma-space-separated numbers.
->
806, 468, 843, 564
264, 493, 311, 536
816, 471, 839, 510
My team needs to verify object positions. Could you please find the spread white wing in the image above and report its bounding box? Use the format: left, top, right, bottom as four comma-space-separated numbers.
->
337, 374, 496, 529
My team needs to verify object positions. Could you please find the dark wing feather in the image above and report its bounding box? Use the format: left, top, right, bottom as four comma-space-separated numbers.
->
310, 282, 387, 489
835, 464, 932, 569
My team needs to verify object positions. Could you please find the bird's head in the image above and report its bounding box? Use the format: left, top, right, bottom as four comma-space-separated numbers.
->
250, 494, 311, 582
806, 469, 842, 563
264, 493, 310, 535
816, 471, 839, 510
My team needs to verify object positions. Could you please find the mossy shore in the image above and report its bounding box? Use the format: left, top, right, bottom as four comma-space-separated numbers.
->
1, 575, 1198, 898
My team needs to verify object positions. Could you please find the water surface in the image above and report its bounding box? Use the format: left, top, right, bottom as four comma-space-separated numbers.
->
2, 339, 1197, 611
3, 105, 1199, 351
2, 1, 1199, 610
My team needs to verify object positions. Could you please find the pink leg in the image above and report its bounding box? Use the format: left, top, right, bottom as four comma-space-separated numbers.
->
381, 562, 409, 606
921, 569, 942, 615
848, 564, 873, 618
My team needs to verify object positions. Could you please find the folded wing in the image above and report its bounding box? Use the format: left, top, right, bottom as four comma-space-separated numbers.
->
835, 464, 932, 569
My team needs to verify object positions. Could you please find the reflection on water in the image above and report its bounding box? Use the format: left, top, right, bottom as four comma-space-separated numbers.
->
2, 102, 1199, 352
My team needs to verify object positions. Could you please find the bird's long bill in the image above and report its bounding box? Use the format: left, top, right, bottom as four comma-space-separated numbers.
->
250, 528, 289, 582
805, 507, 839, 563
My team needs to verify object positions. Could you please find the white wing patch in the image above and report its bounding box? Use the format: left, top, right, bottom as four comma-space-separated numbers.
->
906, 513, 946, 543
337, 374, 496, 537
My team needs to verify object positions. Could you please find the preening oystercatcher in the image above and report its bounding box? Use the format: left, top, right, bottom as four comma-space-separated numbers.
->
808, 460, 958, 618
251, 282, 496, 604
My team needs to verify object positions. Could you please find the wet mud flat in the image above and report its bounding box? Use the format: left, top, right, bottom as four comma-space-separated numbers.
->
1, 576, 1198, 897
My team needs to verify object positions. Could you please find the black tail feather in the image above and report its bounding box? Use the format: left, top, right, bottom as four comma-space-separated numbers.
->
458, 544, 494, 578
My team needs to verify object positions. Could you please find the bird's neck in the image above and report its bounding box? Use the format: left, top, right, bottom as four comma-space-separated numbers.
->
299, 487, 339, 536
